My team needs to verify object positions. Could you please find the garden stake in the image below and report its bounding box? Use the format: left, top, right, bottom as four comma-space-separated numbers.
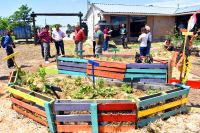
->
4, 52, 19, 69
111, 48, 120, 61
88, 60, 99, 89
77, 50, 85, 59
45, 84, 62, 99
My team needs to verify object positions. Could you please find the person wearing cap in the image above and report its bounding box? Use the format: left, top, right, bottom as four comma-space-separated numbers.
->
146, 26, 152, 54
119, 24, 128, 49
95, 25, 104, 57
103, 26, 112, 52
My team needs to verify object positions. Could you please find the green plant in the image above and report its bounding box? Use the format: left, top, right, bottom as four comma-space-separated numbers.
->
74, 76, 82, 85
97, 78, 105, 88
38, 68, 50, 93
124, 86, 133, 93
111, 56, 114, 59
99, 57, 102, 60
73, 91, 84, 99
79, 85, 92, 94
95, 87, 117, 97
126, 94, 134, 99
118, 57, 123, 62
131, 56, 135, 60
106, 57, 111, 61
29, 84, 38, 91
54, 77, 61, 82
165, 56, 169, 58
74, 53, 79, 59
148, 86, 161, 95
121, 83, 127, 89
88, 93, 94, 99
198, 59, 200, 61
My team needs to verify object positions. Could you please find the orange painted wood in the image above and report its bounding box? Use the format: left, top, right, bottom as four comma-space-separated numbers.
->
11, 97, 46, 117
87, 70, 124, 80
87, 65, 125, 72
88, 60, 127, 69
98, 114, 136, 122
97, 103, 136, 111
99, 126, 135, 132
13, 105, 49, 127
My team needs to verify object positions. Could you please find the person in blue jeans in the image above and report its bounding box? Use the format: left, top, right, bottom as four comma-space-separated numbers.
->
146, 26, 152, 54
119, 24, 128, 49
103, 26, 111, 51
138, 27, 148, 57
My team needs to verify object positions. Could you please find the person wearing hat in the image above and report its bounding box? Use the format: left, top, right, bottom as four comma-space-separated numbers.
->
146, 26, 152, 54
119, 24, 128, 49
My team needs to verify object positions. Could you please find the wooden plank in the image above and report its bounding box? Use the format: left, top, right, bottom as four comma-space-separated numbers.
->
56, 114, 91, 122
4, 52, 19, 60
10, 97, 46, 117
57, 57, 88, 63
98, 114, 136, 122
186, 107, 200, 113
13, 105, 49, 127
125, 74, 166, 79
58, 66, 86, 73
138, 87, 190, 107
97, 103, 136, 111
138, 97, 188, 118
87, 70, 124, 80
44, 68, 58, 74
57, 125, 92, 132
126, 64, 167, 69
125, 69, 166, 73
170, 79, 200, 89
138, 106, 187, 127
54, 103, 92, 111
87, 65, 125, 72
58, 61, 87, 68
91, 104, 98, 133
44, 102, 56, 133
99, 126, 135, 132
140, 79, 166, 83
58, 70, 86, 76
88, 60, 126, 69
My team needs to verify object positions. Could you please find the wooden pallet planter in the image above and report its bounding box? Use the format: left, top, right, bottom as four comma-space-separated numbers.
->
8, 85, 56, 133
54, 99, 136, 133
125, 63, 168, 83
169, 78, 200, 89
135, 83, 190, 127
8, 70, 18, 86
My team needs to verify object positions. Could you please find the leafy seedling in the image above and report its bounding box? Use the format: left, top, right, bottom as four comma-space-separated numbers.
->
54, 77, 61, 82
118, 57, 123, 62
74, 76, 82, 85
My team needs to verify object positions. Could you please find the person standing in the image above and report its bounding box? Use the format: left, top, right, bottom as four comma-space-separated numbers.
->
38, 25, 51, 63
146, 26, 152, 54
74, 24, 85, 54
4, 29, 15, 69
92, 32, 97, 58
119, 24, 128, 49
95, 25, 104, 57
178, 22, 184, 31
103, 26, 112, 52
52, 24, 65, 57
138, 27, 148, 57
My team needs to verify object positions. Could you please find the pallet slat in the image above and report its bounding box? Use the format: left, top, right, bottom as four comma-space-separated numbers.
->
126, 64, 167, 69
87, 65, 125, 72
58, 57, 88, 63
56, 114, 91, 122
44, 68, 58, 74
55, 103, 92, 111
125, 69, 166, 73
88, 60, 126, 69
58, 66, 86, 73
140, 79, 166, 83
98, 114, 136, 122
58, 62, 87, 68
125, 74, 166, 79
58, 70, 86, 76
97, 103, 136, 111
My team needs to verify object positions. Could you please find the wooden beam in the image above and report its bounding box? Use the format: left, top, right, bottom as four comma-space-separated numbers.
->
169, 79, 200, 89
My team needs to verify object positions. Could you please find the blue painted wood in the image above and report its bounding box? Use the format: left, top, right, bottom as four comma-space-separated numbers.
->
58, 66, 86, 73
125, 69, 166, 73
57, 57, 88, 63
44, 102, 56, 133
125, 74, 166, 79
91, 104, 98, 133
54, 103, 92, 111
88, 60, 99, 89
58, 70, 86, 76
56, 114, 91, 122
140, 79, 166, 83
127, 64, 167, 69
137, 106, 187, 127
138, 87, 190, 107
58, 62, 87, 68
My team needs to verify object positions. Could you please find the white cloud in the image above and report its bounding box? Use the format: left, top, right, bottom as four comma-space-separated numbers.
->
57, 16, 63, 19
146, 0, 200, 8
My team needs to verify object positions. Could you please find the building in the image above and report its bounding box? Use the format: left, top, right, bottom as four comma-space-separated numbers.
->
84, 3, 200, 42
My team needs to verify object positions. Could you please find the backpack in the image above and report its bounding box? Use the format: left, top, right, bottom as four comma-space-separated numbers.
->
1, 36, 6, 48
135, 52, 143, 63
145, 54, 153, 64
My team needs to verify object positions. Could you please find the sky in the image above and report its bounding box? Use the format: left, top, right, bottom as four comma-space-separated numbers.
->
0, 0, 199, 27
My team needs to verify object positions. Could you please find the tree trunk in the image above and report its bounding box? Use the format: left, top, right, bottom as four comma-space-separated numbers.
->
24, 25, 28, 42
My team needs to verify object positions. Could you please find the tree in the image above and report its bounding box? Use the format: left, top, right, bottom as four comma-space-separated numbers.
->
0, 17, 9, 29
49, 24, 62, 28
10, 4, 33, 42
67, 24, 72, 29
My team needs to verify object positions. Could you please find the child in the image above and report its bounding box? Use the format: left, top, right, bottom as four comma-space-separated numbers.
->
138, 27, 148, 57
164, 39, 173, 51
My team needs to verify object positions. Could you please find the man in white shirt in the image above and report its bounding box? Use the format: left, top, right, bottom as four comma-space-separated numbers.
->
52, 24, 65, 57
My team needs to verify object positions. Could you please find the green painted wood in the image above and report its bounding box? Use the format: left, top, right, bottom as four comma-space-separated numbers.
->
138, 87, 190, 107
44, 102, 56, 133
137, 106, 186, 127
57, 57, 88, 63
95, 53, 103, 55
58, 70, 86, 76
91, 104, 98, 133
125, 69, 167, 73
111, 48, 120, 52
125, 74, 166, 79
43, 68, 58, 74
77, 50, 85, 53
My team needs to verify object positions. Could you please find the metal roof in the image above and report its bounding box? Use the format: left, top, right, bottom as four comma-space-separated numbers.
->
176, 5, 200, 14
94, 3, 177, 15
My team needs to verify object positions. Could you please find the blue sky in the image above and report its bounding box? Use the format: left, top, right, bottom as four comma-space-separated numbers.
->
0, 0, 199, 26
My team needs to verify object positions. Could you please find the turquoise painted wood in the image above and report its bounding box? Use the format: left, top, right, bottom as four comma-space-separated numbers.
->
44, 102, 56, 133
91, 104, 98, 133
171, 83, 191, 89
137, 106, 186, 127
125, 69, 166, 73
58, 70, 86, 76
125, 74, 166, 79
57, 57, 88, 63
139, 87, 190, 107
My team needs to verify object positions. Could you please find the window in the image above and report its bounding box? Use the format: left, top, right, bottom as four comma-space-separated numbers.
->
130, 16, 146, 37
110, 16, 127, 38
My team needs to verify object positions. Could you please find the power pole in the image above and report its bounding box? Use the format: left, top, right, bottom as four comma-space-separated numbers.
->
45, 18, 46, 25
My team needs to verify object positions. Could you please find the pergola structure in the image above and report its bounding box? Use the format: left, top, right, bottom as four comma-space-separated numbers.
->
31, 12, 83, 45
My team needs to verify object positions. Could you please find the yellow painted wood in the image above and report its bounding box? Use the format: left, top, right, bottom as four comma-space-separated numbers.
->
4, 52, 19, 60
186, 107, 200, 113
50, 99, 55, 104
138, 98, 188, 118
182, 32, 193, 36
9, 87, 46, 106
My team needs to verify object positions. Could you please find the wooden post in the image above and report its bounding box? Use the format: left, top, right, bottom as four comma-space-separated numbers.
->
88, 60, 99, 89
32, 15, 37, 45
79, 12, 82, 29
111, 48, 120, 61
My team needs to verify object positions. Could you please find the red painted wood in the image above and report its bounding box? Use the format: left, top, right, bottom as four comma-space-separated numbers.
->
87, 65, 125, 72
97, 103, 136, 111
169, 79, 200, 89
88, 60, 127, 69
98, 114, 136, 122
11, 97, 47, 117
